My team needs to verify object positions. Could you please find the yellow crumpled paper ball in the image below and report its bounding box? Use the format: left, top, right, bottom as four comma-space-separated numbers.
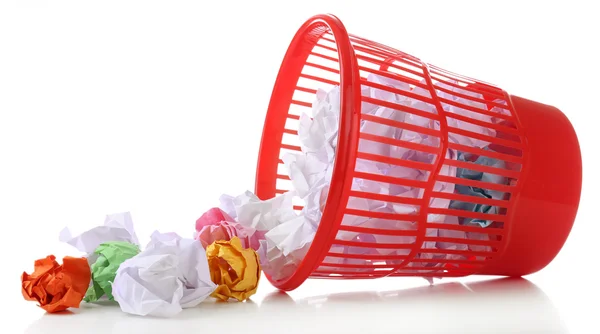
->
206, 236, 261, 301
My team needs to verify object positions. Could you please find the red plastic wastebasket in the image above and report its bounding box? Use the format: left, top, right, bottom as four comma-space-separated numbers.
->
255, 14, 582, 291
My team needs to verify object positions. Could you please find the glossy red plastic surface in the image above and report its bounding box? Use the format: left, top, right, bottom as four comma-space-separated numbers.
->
477, 96, 582, 276
255, 14, 582, 291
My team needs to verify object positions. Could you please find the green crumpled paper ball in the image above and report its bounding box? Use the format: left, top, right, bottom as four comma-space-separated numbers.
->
84, 241, 140, 302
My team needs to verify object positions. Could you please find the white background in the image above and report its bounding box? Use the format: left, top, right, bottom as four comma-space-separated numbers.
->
0, 0, 598, 333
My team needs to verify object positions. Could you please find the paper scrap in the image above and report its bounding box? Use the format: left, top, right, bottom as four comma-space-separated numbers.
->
195, 207, 262, 250
449, 149, 507, 227
59, 212, 139, 263
206, 237, 261, 301
84, 241, 140, 302
219, 190, 298, 232
112, 232, 216, 317
22, 255, 91, 313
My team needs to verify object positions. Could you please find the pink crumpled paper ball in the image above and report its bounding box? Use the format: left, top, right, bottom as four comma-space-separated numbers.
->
194, 208, 262, 251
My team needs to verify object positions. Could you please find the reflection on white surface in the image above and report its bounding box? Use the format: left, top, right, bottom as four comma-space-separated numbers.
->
24, 278, 567, 334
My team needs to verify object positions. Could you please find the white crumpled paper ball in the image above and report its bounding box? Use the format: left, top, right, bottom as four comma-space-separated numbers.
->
112, 231, 216, 317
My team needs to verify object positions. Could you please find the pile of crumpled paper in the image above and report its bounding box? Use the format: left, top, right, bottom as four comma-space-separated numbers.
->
220, 73, 511, 282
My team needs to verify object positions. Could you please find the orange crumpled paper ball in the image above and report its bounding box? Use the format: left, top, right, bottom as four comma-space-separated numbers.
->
21, 255, 91, 313
206, 237, 260, 302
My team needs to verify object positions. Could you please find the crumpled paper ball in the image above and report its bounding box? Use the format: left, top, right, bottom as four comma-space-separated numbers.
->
112, 231, 217, 317
206, 237, 261, 302
21, 255, 91, 313
195, 207, 262, 251
84, 241, 140, 302
59, 212, 139, 264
